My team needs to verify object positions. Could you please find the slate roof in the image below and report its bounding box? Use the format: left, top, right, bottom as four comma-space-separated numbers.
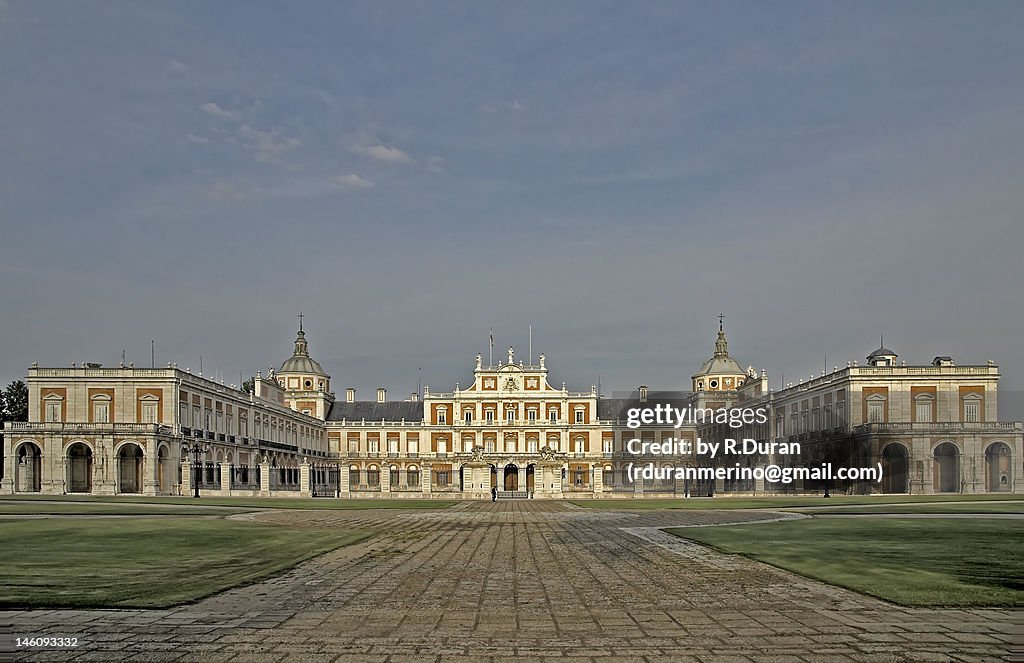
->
597, 393, 695, 421
326, 400, 424, 422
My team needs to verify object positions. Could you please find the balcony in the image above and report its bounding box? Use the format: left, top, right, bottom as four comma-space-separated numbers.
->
3, 422, 174, 436
856, 421, 1021, 434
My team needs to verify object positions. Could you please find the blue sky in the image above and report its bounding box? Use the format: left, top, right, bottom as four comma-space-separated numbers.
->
1, 2, 1023, 412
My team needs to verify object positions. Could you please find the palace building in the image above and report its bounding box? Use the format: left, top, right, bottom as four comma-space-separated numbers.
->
2, 321, 1021, 498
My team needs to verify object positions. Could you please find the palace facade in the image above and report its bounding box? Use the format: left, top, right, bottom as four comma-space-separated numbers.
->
2, 323, 1021, 498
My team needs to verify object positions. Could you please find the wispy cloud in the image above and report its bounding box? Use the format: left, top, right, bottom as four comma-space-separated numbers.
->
426, 156, 446, 174
334, 173, 374, 189
481, 99, 527, 113
205, 181, 249, 201
186, 133, 210, 144
352, 144, 411, 164
166, 60, 187, 75
238, 124, 301, 164
200, 102, 239, 121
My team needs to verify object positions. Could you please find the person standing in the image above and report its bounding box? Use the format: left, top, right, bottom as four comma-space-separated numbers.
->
491, 486, 497, 502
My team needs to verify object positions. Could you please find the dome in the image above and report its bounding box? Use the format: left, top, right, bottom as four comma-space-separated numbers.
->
693, 354, 745, 378
279, 329, 328, 376
691, 323, 746, 380
868, 346, 897, 359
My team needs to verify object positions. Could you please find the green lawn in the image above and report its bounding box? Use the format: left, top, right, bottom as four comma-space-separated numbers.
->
571, 493, 1024, 510
0, 494, 457, 510
0, 518, 373, 609
0, 502, 247, 516
667, 517, 1023, 607
794, 501, 1024, 515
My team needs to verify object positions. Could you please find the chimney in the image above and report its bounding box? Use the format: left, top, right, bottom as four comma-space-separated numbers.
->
639, 385, 648, 402
410, 392, 418, 402
346, 388, 355, 403
377, 387, 387, 403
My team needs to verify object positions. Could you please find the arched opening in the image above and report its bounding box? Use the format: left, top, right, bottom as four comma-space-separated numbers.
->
503, 463, 519, 491
985, 442, 1012, 493
66, 443, 93, 493
117, 443, 144, 494
933, 442, 960, 493
15, 442, 42, 493
880, 444, 909, 494
489, 464, 497, 489
459, 464, 466, 492
525, 464, 535, 492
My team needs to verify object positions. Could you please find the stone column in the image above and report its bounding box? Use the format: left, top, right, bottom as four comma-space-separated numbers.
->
181, 460, 192, 496
339, 462, 350, 497
220, 462, 232, 496
299, 460, 311, 497
379, 461, 391, 495
421, 463, 432, 497
593, 464, 604, 497
259, 462, 271, 497
143, 438, 159, 496
0, 431, 14, 494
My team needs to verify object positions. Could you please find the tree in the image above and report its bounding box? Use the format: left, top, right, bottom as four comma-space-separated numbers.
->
241, 378, 254, 394
3, 380, 28, 422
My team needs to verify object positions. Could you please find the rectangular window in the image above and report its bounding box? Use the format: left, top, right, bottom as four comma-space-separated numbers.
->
179, 403, 188, 425
507, 410, 515, 422
603, 438, 613, 454
915, 401, 932, 423
527, 409, 536, 421
575, 410, 584, 423
408, 439, 419, 455
464, 410, 472, 423
438, 412, 447, 425
485, 410, 494, 423
93, 402, 110, 423
142, 402, 159, 424
868, 403, 884, 423
45, 402, 61, 422
964, 401, 980, 422
550, 410, 558, 422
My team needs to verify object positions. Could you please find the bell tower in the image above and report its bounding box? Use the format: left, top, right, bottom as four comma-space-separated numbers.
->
276, 314, 334, 419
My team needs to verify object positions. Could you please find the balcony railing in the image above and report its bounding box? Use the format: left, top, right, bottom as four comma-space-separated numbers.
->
856, 421, 1021, 433
3, 422, 174, 435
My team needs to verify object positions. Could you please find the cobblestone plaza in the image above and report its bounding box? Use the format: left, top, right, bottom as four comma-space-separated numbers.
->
4, 502, 1017, 662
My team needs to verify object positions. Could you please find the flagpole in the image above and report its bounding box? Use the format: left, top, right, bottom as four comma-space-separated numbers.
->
489, 327, 493, 366
529, 324, 532, 365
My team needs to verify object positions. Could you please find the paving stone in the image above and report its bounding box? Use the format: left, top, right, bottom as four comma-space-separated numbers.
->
2, 502, 1018, 662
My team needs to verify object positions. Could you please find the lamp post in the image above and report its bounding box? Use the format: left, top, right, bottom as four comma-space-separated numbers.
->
184, 441, 211, 498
